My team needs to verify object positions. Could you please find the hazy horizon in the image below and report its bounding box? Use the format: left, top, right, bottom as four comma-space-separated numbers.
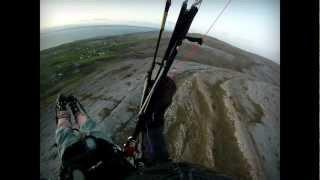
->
40, 0, 280, 63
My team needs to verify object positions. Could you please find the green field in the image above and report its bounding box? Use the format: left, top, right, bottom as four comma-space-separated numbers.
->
40, 35, 159, 100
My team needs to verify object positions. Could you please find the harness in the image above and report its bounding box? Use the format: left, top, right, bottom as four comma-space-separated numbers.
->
59, 135, 135, 180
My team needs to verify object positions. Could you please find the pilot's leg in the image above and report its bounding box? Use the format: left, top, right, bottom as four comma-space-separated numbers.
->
55, 94, 81, 158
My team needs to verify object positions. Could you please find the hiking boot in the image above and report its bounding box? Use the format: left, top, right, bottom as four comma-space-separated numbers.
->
67, 95, 81, 117
55, 94, 69, 124
56, 94, 68, 111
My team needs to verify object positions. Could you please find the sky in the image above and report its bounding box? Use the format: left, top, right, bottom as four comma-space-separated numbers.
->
40, 0, 280, 63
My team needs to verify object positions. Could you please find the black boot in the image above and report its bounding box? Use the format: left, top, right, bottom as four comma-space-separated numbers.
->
67, 95, 81, 117
55, 94, 69, 125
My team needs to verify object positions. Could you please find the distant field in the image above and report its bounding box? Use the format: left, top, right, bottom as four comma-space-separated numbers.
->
40, 32, 163, 100
40, 30, 278, 101
40, 25, 157, 50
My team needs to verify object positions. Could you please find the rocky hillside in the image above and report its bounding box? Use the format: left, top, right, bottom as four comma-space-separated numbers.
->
40, 31, 279, 180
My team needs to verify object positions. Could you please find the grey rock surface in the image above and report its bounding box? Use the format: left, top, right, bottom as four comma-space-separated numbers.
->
40, 32, 280, 180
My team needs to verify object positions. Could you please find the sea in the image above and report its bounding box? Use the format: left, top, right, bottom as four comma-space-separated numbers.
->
40, 25, 157, 51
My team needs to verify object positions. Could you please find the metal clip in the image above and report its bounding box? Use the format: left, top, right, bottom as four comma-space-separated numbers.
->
88, 161, 103, 171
